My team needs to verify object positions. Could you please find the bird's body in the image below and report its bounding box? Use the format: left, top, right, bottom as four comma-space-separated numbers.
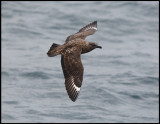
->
47, 21, 101, 102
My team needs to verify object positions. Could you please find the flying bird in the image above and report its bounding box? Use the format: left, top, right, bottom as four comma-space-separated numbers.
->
47, 21, 102, 102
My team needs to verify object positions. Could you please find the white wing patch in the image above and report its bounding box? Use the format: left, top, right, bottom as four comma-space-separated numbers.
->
84, 26, 97, 32
71, 76, 80, 92
88, 26, 97, 30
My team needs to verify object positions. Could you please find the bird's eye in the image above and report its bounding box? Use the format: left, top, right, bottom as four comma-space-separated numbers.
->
91, 44, 96, 46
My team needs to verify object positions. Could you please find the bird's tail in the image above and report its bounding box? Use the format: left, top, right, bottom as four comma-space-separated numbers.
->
47, 43, 62, 57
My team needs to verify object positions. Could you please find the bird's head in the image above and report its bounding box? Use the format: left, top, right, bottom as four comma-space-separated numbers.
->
89, 42, 102, 50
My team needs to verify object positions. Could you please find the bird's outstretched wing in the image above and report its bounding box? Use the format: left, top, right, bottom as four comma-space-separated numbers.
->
65, 21, 97, 42
61, 47, 84, 102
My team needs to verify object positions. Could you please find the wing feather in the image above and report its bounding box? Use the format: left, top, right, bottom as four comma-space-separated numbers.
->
65, 21, 97, 42
61, 47, 83, 102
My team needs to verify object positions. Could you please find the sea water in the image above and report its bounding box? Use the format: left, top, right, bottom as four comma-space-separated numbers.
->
2, 1, 159, 123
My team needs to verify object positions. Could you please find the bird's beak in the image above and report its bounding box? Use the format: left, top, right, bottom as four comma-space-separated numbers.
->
96, 46, 102, 49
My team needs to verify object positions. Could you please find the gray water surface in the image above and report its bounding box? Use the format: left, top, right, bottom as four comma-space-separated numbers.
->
2, 1, 159, 123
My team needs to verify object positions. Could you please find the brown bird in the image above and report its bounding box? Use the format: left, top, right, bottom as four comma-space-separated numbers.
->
47, 21, 102, 102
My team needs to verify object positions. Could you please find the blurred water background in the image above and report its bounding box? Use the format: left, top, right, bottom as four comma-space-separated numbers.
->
2, 1, 159, 123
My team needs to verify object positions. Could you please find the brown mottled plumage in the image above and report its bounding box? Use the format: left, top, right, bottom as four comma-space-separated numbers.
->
47, 21, 102, 102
